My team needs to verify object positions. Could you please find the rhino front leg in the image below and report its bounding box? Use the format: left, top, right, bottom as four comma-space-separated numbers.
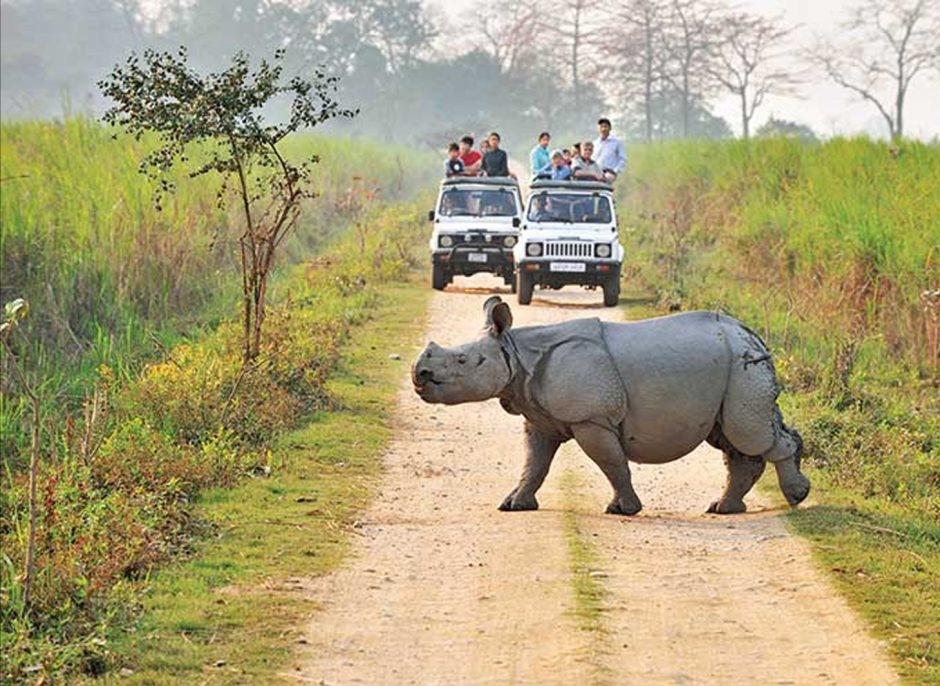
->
499, 423, 563, 512
572, 424, 642, 516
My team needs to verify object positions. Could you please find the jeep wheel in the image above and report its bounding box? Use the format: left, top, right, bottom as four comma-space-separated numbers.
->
504, 272, 517, 294
432, 263, 447, 291
602, 269, 621, 307
517, 270, 534, 305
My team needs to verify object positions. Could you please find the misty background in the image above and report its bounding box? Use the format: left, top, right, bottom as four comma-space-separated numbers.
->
2, 0, 938, 148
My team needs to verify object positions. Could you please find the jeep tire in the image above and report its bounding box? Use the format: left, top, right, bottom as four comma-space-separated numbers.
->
517, 269, 534, 305
602, 268, 621, 307
432, 263, 448, 291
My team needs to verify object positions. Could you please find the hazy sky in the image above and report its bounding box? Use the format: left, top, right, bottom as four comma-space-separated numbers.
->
428, 0, 940, 139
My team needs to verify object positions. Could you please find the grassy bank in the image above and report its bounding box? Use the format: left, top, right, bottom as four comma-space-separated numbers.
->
0, 114, 433, 682
98, 280, 429, 684
620, 136, 939, 682
0, 117, 428, 462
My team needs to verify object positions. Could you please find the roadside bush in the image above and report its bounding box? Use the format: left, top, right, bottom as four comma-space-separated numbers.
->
0, 196, 428, 682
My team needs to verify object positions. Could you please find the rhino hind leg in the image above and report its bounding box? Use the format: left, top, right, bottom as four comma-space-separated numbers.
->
571, 424, 642, 516
720, 338, 810, 509
768, 418, 810, 507
705, 424, 766, 514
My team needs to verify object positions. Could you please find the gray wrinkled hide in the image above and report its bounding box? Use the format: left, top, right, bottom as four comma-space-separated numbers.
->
412, 297, 809, 515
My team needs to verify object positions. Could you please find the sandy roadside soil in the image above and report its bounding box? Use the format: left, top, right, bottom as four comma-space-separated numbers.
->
293, 275, 899, 686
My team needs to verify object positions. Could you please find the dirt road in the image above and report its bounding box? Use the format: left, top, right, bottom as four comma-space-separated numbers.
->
295, 275, 899, 685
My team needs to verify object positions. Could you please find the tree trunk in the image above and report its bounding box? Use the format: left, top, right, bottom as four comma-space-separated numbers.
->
572, 2, 581, 108
741, 91, 749, 140
682, 70, 690, 138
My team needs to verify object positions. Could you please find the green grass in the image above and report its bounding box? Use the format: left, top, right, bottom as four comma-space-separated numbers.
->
0, 117, 430, 463
784, 482, 940, 684
624, 135, 940, 683
93, 280, 429, 684
559, 469, 611, 686
0, 117, 433, 680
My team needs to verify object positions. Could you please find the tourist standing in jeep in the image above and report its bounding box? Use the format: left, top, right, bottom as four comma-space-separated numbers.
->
529, 131, 551, 176
593, 117, 627, 182
482, 132, 512, 177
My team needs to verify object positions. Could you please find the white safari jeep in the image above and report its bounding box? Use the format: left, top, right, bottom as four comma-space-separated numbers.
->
513, 180, 624, 306
428, 177, 523, 291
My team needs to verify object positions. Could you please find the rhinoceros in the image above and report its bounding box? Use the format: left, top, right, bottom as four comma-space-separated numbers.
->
411, 296, 810, 515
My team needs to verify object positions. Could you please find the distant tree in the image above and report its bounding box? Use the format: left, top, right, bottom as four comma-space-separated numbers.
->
601, 0, 669, 142
709, 11, 798, 139
543, 0, 601, 109
99, 49, 356, 362
755, 117, 818, 143
622, 89, 733, 140
659, 0, 722, 138
813, 0, 940, 139
470, 0, 541, 73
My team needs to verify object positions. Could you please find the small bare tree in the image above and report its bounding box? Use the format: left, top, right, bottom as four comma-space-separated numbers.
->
813, 0, 940, 139
471, 0, 541, 73
710, 12, 798, 139
601, 0, 669, 142
543, 0, 601, 108
99, 48, 356, 362
659, 0, 722, 138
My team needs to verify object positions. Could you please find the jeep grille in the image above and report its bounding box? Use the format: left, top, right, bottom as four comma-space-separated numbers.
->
544, 242, 594, 258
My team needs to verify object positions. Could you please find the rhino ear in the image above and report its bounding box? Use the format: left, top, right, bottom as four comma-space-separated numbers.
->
484, 296, 513, 336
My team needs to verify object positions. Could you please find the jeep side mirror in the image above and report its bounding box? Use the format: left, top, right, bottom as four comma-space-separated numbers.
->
512, 217, 521, 228
428, 210, 435, 221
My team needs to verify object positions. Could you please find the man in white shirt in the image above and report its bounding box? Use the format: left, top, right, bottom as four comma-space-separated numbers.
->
593, 117, 627, 182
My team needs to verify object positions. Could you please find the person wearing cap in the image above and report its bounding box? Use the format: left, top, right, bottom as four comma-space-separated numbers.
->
534, 149, 571, 181
593, 117, 627, 182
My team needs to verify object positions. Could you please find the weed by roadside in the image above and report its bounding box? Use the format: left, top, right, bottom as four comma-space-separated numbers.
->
0, 197, 430, 682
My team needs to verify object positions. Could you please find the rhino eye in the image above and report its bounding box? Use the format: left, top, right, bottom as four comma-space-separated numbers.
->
476, 356, 486, 367
457, 354, 467, 365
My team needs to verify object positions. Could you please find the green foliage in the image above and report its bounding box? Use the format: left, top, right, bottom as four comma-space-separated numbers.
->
1, 130, 430, 679
622, 136, 940, 680
0, 117, 427, 465
99, 47, 359, 362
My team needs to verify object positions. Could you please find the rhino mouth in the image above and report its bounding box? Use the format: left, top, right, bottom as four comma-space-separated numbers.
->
411, 365, 445, 394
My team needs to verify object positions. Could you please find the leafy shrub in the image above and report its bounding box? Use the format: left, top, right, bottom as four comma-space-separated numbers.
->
0, 195, 428, 682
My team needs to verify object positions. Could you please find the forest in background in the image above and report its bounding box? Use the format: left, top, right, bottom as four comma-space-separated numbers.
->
3, 0, 938, 144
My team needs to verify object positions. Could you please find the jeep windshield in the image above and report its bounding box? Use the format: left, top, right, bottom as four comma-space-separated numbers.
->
527, 193, 612, 224
438, 188, 518, 218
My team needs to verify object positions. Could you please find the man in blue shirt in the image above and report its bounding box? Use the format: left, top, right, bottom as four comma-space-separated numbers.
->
529, 131, 551, 176
593, 118, 627, 182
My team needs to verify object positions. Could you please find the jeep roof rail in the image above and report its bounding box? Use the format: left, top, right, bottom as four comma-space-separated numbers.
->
529, 179, 613, 192
441, 176, 520, 188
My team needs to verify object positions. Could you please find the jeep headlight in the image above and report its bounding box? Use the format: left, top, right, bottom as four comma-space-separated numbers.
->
503, 236, 517, 248
439, 235, 454, 248
526, 242, 543, 257
595, 243, 612, 258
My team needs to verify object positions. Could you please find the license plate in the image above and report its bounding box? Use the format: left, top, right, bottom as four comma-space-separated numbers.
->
550, 262, 586, 272
467, 253, 488, 263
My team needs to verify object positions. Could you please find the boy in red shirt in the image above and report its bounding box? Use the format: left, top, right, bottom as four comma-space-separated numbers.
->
458, 135, 482, 176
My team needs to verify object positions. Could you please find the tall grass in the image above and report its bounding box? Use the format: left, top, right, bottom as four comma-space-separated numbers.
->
1, 118, 431, 677
0, 117, 429, 462
619, 136, 940, 522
